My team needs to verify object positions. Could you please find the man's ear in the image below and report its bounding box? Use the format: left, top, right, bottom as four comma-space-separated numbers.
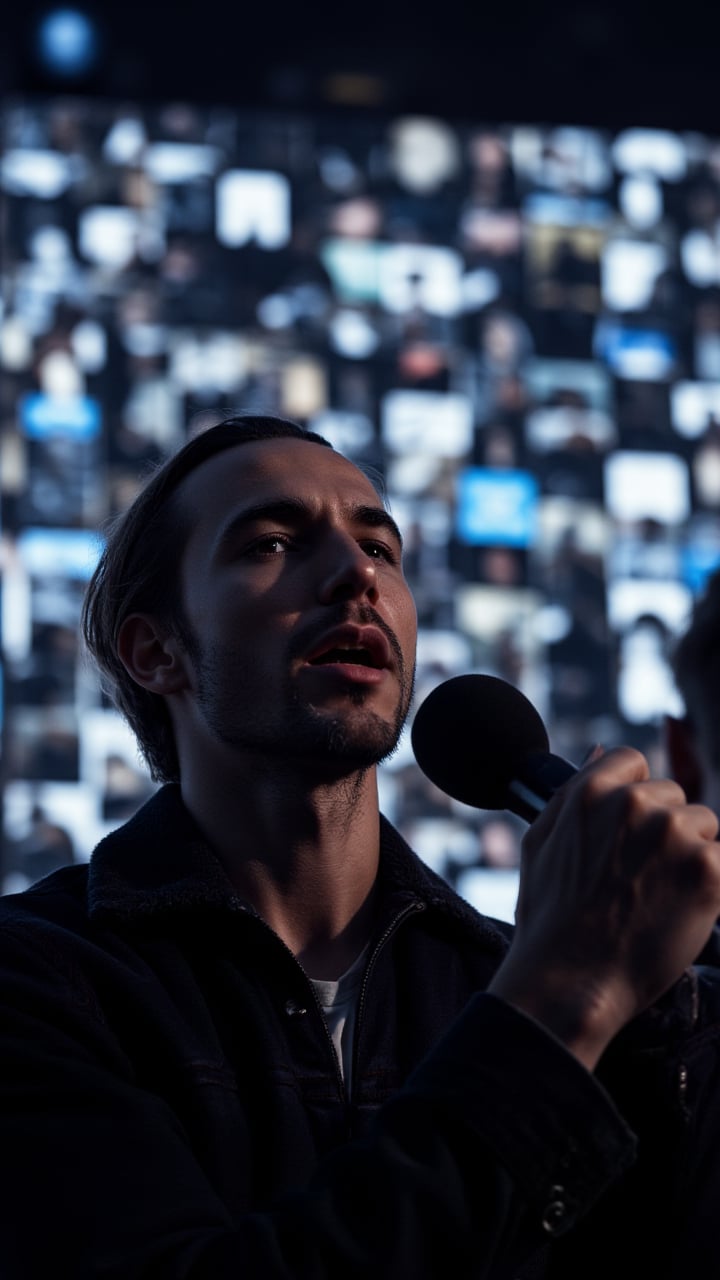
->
664, 713, 703, 803
117, 614, 190, 695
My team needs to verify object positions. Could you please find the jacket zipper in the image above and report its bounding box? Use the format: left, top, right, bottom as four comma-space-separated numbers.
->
350, 899, 427, 1097
230, 902, 352, 1101
232, 897, 426, 1104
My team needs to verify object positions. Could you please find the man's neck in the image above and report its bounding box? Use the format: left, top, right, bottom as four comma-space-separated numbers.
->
180, 760, 382, 980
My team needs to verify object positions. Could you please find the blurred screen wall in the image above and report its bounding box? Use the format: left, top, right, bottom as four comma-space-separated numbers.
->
2, 100, 719, 918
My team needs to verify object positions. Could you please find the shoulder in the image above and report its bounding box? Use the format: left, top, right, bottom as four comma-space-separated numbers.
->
0, 863, 91, 933
0, 863, 110, 1023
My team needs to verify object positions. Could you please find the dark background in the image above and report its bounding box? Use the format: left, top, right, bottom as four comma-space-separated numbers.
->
1, 1, 718, 132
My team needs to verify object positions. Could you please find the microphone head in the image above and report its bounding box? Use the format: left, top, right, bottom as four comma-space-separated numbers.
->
410, 673, 550, 810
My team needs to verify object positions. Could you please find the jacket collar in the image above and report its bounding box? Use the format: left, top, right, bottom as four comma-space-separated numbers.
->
87, 784, 239, 922
87, 783, 510, 954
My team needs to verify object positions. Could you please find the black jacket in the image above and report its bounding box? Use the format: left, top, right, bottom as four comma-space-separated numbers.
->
1, 783, 719, 1279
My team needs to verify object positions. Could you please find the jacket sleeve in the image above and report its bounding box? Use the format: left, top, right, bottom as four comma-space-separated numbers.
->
0, 927, 636, 1280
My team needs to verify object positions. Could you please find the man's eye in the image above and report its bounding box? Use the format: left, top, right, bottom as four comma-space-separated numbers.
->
363, 540, 398, 564
247, 535, 293, 556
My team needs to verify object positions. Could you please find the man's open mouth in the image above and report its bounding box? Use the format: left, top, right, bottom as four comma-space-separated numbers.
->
304, 625, 392, 672
310, 646, 380, 668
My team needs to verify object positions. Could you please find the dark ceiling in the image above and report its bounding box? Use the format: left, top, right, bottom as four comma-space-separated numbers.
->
1, 1, 718, 133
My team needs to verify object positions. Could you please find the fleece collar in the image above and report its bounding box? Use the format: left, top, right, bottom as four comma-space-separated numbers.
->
86, 783, 510, 956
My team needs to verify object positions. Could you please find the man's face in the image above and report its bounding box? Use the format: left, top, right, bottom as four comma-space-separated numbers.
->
171, 437, 418, 775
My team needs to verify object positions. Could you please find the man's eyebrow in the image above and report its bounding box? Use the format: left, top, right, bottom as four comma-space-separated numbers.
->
351, 503, 404, 549
214, 498, 403, 554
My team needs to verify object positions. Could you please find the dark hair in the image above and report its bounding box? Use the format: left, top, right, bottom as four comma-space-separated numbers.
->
82, 414, 334, 783
671, 565, 720, 766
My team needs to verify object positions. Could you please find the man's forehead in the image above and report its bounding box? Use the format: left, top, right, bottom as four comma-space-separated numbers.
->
176, 436, 383, 522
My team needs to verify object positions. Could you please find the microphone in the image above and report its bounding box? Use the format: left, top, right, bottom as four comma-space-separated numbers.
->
410, 674, 577, 823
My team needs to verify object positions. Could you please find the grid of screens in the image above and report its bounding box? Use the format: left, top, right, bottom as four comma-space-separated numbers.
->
2, 99, 720, 918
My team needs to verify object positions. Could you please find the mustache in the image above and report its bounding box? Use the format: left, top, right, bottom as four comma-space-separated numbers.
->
289, 604, 407, 677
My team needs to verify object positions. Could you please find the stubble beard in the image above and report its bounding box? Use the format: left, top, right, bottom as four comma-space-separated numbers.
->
186, 636, 415, 773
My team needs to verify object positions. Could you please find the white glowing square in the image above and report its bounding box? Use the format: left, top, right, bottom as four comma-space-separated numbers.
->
216, 170, 291, 249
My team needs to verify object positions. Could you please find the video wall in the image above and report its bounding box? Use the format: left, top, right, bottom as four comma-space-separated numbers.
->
2, 98, 720, 918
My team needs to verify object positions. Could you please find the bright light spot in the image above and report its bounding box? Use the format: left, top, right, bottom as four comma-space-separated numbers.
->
35, 8, 99, 78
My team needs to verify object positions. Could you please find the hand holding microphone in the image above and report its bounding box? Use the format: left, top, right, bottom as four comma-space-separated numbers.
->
411, 674, 720, 1069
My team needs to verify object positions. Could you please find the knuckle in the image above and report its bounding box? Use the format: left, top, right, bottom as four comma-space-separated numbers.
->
617, 745, 648, 772
659, 807, 690, 851
622, 785, 650, 823
623, 782, 684, 831
577, 769, 611, 807
577, 746, 649, 808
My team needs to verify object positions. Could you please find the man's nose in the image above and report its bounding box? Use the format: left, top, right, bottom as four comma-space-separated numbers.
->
317, 534, 379, 605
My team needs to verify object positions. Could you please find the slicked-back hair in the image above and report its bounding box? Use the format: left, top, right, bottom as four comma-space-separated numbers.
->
81, 415, 334, 783
671, 565, 720, 768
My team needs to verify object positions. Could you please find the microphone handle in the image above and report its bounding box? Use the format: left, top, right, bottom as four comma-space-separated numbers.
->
507, 752, 578, 823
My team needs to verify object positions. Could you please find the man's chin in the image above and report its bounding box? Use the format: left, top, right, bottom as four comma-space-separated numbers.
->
291, 703, 405, 770
317, 723, 402, 769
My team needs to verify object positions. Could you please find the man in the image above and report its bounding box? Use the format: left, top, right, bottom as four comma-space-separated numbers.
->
2, 413, 720, 1279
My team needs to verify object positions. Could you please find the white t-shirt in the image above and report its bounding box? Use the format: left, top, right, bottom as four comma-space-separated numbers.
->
309, 946, 368, 1091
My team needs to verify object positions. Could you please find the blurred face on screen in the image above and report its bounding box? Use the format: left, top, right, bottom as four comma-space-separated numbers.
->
389, 118, 460, 193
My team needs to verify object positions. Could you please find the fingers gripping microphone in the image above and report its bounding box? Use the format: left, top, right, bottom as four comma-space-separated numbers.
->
410, 674, 577, 823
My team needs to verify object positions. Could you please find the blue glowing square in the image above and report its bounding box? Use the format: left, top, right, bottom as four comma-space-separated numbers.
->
456, 468, 539, 548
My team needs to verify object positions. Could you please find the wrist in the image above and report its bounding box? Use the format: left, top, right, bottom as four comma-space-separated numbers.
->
487, 963, 634, 1071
